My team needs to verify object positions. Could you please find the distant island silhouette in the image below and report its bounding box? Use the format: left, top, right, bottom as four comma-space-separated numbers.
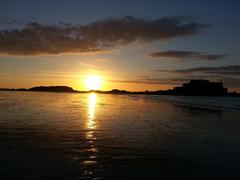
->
29, 86, 75, 92
0, 80, 239, 96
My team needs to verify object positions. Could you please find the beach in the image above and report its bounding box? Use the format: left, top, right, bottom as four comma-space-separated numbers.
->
0, 91, 240, 179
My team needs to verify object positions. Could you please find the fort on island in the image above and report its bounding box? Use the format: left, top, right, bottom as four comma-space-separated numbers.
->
173, 80, 228, 96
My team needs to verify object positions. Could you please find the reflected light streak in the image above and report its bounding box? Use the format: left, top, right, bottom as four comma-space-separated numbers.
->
87, 93, 97, 129
84, 93, 99, 167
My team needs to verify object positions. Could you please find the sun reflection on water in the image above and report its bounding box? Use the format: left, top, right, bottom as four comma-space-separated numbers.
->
84, 93, 99, 169
87, 93, 97, 129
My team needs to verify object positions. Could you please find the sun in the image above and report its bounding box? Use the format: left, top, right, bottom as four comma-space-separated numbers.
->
84, 75, 103, 90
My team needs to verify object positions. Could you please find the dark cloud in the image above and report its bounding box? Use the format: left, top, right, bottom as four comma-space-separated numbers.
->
111, 77, 202, 85
156, 65, 240, 75
110, 79, 165, 85
0, 16, 208, 55
149, 50, 226, 61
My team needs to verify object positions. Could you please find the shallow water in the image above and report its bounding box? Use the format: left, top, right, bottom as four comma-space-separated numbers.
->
0, 92, 240, 179
137, 95, 240, 112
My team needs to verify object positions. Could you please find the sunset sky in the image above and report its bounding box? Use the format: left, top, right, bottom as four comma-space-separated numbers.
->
0, 0, 240, 91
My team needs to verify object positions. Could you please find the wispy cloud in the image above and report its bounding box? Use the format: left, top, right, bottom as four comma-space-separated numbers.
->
149, 50, 226, 61
110, 77, 197, 85
155, 65, 240, 75
0, 16, 208, 55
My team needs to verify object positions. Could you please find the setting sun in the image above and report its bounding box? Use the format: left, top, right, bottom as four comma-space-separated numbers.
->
84, 75, 103, 90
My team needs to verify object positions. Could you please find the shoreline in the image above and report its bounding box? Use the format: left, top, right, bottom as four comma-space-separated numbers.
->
0, 88, 239, 97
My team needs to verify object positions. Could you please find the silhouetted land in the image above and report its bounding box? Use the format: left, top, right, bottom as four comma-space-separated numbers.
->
29, 86, 75, 92
0, 80, 239, 96
172, 80, 228, 96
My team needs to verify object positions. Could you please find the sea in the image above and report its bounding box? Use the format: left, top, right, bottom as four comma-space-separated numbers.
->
0, 91, 240, 179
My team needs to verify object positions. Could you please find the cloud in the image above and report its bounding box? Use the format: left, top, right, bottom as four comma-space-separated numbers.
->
149, 50, 226, 61
110, 77, 199, 85
150, 65, 240, 90
156, 65, 240, 75
0, 16, 208, 55
110, 79, 169, 85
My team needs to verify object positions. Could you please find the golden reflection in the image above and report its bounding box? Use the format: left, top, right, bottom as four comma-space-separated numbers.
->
84, 93, 99, 167
87, 93, 97, 129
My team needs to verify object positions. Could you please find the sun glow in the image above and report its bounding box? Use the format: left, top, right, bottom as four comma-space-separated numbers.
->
84, 75, 103, 90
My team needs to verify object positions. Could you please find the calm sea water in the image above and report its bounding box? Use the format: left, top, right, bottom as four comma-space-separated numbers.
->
0, 91, 240, 179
